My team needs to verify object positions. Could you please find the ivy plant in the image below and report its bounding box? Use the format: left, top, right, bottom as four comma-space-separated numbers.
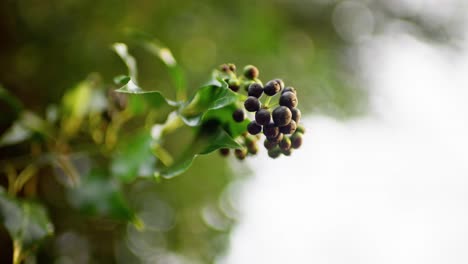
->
0, 35, 305, 263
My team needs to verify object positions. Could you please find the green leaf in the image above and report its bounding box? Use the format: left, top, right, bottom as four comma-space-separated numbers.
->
179, 79, 240, 126
0, 111, 50, 147
67, 169, 135, 221
202, 104, 250, 138
127, 30, 187, 101
0, 188, 54, 251
113, 75, 131, 86
62, 79, 93, 118
111, 130, 155, 183
112, 44, 178, 116
61, 77, 106, 136
155, 126, 241, 179
116, 76, 178, 115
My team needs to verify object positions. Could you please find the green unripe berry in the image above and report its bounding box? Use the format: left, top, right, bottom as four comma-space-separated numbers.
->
244, 96, 261, 112
248, 83, 263, 98
291, 132, 303, 149
281, 148, 292, 156
228, 63, 236, 72
272, 106, 292, 127
264, 139, 277, 150
296, 124, 305, 134
255, 109, 271, 126
243, 65, 259, 79
246, 140, 258, 154
220, 64, 230, 72
279, 91, 298, 108
228, 79, 240, 92
247, 121, 262, 135
235, 148, 248, 160
268, 147, 282, 159
279, 136, 291, 151
219, 148, 230, 156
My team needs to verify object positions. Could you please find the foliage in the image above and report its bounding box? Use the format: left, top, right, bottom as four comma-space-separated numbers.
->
0, 37, 277, 262
0, 0, 379, 262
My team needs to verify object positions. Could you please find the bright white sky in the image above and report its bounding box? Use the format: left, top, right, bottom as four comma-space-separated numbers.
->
220, 4, 468, 264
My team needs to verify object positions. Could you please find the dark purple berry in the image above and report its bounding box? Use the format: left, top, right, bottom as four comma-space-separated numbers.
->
255, 109, 271, 126
267, 133, 284, 144
264, 80, 282, 96
235, 148, 247, 160
274, 79, 285, 90
219, 148, 230, 156
232, 108, 245, 122
263, 122, 279, 138
264, 139, 277, 150
291, 133, 303, 149
279, 91, 298, 108
247, 121, 262, 135
279, 136, 291, 151
268, 148, 281, 159
282, 86, 296, 95
272, 106, 292, 127
248, 83, 263, 98
291, 108, 301, 124
279, 120, 297, 134
244, 96, 261, 112
243, 65, 259, 79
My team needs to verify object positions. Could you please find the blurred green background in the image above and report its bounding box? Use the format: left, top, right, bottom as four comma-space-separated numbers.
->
0, 0, 446, 263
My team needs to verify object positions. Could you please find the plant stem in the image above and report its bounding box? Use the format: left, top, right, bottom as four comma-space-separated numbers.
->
14, 164, 38, 194
12, 240, 22, 264
161, 114, 184, 137
55, 155, 80, 187
5, 164, 17, 195
264, 96, 272, 108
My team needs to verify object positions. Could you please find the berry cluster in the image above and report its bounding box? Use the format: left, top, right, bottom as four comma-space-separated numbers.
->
218, 64, 305, 160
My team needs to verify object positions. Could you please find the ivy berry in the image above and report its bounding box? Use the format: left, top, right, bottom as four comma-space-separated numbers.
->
263, 121, 279, 138
244, 96, 261, 112
291, 108, 301, 124
247, 121, 262, 135
272, 106, 292, 127
279, 120, 297, 134
243, 65, 259, 80
264, 80, 282, 96
282, 86, 296, 95
279, 91, 298, 108
232, 108, 245, 122
248, 83, 263, 98
235, 148, 248, 160
255, 108, 271, 126
279, 136, 291, 151
291, 132, 303, 149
